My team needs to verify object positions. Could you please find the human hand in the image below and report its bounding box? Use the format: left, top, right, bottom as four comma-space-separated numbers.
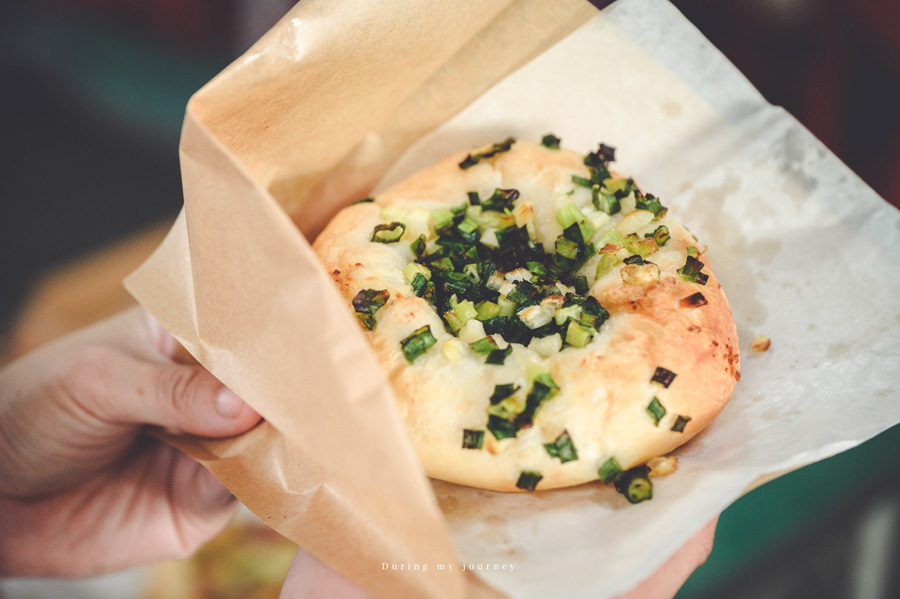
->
614, 517, 718, 599
0, 307, 261, 577
278, 517, 717, 598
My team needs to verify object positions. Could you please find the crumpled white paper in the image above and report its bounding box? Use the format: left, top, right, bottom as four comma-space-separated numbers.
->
379, 0, 900, 596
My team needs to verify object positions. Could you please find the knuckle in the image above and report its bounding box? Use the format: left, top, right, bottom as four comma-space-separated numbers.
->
154, 365, 209, 416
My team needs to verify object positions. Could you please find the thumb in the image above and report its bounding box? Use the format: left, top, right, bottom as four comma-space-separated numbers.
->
73, 309, 262, 437
137, 362, 262, 437
103, 362, 260, 437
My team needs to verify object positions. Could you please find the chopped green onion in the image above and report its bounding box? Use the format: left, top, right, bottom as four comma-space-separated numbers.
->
486, 394, 524, 420
516, 470, 543, 492
410, 234, 427, 258
595, 254, 618, 278
565, 320, 594, 348
469, 336, 499, 355
651, 366, 677, 388
497, 295, 518, 317
529, 372, 559, 401
467, 191, 481, 206
526, 261, 547, 276
624, 233, 659, 257
459, 137, 516, 169
431, 208, 456, 235
614, 467, 653, 503
636, 194, 667, 219
481, 188, 520, 212
454, 300, 477, 322
487, 415, 518, 440
577, 297, 609, 330
556, 203, 588, 230
371, 222, 406, 243
592, 185, 621, 215
486, 346, 513, 365
572, 175, 593, 188
411, 275, 434, 301
462, 262, 481, 284
647, 397, 667, 426
352, 289, 390, 329
462, 429, 485, 450
445, 300, 477, 332
507, 280, 538, 306
671, 415, 692, 433
475, 301, 501, 321
687, 245, 700, 257
555, 236, 580, 260
541, 134, 561, 149
355, 314, 376, 330
403, 262, 431, 284
600, 228, 625, 246
678, 255, 709, 285
604, 177, 635, 199
490, 383, 519, 404
456, 213, 479, 233
429, 257, 453, 271
352, 289, 390, 314
400, 325, 437, 364
598, 456, 624, 484
573, 275, 589, 295
352, 197, 374, 204
554, 304, 581, 326
586, 142, 616, 165
647, 225, 670, 247
544, 430, 578, 463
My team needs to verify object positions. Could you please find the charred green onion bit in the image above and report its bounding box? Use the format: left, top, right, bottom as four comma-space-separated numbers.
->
371, 222, 406, 243
614, 466, 653, 503
400, 325, 437, 363
352, 289, 390, 330
544, 429, 578, 463
486, 371, 559, 441
598, 458, 653, 504
647, 368, 692, 432
462, 429, 485, 450
516, 470, 544, 492
541, 133, 561, 150
459, 137, 516, 169
678, 254, 708, 285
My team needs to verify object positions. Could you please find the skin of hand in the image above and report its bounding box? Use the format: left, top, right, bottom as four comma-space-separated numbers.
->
278, 518, 718, 599
0, 307, 261, 577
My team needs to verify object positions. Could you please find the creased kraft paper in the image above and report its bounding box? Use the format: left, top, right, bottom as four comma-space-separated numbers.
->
126, 0, 900, 598
127, 1, 594, 598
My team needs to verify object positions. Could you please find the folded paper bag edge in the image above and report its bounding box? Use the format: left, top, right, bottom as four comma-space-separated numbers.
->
126, 111, 467, 599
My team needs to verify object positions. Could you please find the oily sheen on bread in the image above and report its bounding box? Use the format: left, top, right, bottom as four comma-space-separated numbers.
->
313, 137, 739, 493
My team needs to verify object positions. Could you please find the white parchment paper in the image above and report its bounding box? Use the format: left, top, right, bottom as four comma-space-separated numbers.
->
380, 1, 900, 597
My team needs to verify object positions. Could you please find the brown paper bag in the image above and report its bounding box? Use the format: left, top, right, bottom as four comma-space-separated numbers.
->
126, 2, 596, 598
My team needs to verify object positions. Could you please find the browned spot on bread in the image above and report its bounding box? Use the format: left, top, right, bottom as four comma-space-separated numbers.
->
680, 292, 708, 308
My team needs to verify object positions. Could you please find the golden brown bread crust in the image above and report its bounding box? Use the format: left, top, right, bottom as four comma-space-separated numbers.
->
313, 139, 739, 492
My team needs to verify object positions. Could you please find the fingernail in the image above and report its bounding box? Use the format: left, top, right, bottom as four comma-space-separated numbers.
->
215, 387, 245, 418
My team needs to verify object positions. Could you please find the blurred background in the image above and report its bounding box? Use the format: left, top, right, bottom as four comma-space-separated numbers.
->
1, 0, 898, 598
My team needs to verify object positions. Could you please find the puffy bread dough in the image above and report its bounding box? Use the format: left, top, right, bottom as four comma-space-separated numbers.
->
314, 140, 739, 492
